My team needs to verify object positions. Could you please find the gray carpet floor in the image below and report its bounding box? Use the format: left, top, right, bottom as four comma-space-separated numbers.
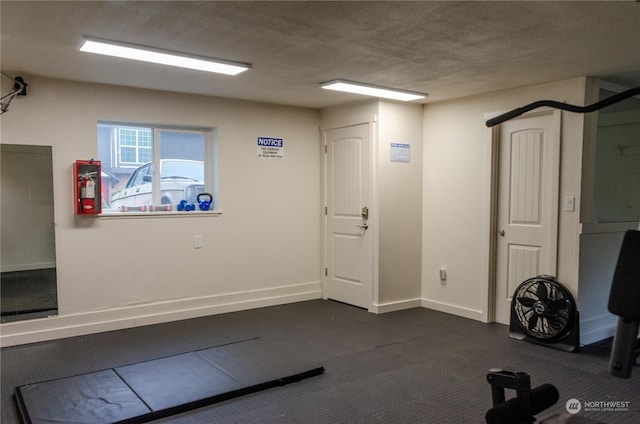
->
1, 299, 638, 423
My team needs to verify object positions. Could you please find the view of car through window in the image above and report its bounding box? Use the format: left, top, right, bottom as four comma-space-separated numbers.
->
160, 160, 203, 182
110, 159, 205, 209
98, 123, 211, 213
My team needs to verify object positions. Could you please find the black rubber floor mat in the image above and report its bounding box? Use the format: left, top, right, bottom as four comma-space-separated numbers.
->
14, 338, 324, 424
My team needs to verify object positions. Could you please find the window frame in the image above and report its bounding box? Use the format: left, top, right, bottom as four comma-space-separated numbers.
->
98, 121, 219, 218
117, 127, 152, 167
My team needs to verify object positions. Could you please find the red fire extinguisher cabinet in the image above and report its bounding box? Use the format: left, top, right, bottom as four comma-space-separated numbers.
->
73, 160, 102, 215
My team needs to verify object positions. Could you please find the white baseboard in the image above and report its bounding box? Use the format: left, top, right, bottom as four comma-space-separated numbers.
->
371, 298, 422, 314
580, 313, 617, 346
372, 298, 485, 322
420, 298, 484, 321
0, 281, 321, 347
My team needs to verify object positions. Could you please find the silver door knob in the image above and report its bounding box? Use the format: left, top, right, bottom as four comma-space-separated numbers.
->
498, 230, 505, 236
356, 223, 369, 230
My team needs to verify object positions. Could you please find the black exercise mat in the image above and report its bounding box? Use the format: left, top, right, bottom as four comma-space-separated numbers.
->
115, 352, 244, 411
15, 370, 151, 424
14, 338, 324, 424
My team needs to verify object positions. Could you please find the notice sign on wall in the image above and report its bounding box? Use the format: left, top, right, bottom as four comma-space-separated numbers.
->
257, 137, 284, 159
390, 143, 410, 162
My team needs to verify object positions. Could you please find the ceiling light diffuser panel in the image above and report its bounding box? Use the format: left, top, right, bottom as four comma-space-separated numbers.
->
320, 80, 427, 101
80, 37, 250, 76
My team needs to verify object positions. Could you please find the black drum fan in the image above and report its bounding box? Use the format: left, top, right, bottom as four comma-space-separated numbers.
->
509, 275, 580, 352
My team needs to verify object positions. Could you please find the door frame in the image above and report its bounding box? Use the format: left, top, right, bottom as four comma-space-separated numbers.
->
485, 108, 561, 323
321, 115, 378, 312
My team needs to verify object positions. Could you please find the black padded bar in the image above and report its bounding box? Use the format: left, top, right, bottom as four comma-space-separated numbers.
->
14, 338, 324, 424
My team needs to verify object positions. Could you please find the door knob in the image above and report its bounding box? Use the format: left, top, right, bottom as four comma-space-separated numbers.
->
356, 223, 369, 230
498, 230, 505, 236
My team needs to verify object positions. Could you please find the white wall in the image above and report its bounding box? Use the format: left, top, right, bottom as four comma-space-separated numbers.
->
320, 101, 379, 128
376, 102, 423, 308
0, 76, 322, 346
422, 78, 587, 323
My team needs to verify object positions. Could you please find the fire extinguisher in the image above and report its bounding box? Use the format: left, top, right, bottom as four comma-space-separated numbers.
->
79, 173, 96, 213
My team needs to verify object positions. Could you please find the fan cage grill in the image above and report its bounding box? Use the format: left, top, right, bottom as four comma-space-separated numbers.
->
511, 276, 576, 341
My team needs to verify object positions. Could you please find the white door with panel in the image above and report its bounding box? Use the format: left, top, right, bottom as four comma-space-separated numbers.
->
325, 123, 373, 309
494, 111, 560, 324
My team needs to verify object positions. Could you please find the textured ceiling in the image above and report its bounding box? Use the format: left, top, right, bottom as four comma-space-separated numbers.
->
1, 1, 639, 108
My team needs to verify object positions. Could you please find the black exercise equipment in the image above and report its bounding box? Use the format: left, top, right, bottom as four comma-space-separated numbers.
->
485, 370, 613, 424
608, 229, 640, 379
485, 86, 640, 128
14, 337, 324, 424
486, 369, 559, 424
510, 275, 580, 352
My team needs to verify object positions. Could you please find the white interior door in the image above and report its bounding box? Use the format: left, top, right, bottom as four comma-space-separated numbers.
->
325, 123, 373, 309
494, 111, 560, 324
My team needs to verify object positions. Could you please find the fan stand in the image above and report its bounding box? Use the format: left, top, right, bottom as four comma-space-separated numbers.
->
510, 309, 580, 352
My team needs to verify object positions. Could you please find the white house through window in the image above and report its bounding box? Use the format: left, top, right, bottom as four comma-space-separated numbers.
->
118, 127, 152, 166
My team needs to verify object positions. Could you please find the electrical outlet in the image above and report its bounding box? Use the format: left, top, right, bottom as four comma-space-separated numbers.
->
439, 268, 447, 283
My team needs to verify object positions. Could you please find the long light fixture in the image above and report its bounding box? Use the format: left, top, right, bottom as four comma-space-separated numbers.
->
320, 79, 427, 101
80, 37, 250, 76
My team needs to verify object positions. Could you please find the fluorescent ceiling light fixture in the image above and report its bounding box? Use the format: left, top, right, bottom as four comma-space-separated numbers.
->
80, 37, 250, 76
320, 79, 427, 101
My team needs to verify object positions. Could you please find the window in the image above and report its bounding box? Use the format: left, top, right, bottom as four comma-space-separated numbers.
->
98, 122, 216, 213
118, 127, 152, 165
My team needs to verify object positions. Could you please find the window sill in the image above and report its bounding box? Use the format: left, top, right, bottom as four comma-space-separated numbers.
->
97, 210, 222, 219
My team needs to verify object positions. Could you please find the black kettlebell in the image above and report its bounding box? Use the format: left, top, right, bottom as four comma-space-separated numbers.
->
197, 193, 213, 211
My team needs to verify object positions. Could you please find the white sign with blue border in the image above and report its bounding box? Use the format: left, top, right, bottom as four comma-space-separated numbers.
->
257, 137, 284, 159
390, 143, 410, 162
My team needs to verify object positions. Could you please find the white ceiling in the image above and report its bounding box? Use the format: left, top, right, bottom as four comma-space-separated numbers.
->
2, 1, 639, 109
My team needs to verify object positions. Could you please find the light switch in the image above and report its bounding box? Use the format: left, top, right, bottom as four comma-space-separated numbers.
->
564, 196, 575, 212
439, 268, 447, 283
